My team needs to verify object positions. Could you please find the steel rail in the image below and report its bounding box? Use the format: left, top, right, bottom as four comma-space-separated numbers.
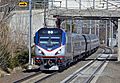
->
61, 52, 106, 83
14, 71, 57, 83
84, 47, 112, 83
83, 54, 110, 83
61, 47, 110, 83
35, 72, 58, 83
62, 60, 96, 83
13, 71, 42, 83
62, 54, 103, 83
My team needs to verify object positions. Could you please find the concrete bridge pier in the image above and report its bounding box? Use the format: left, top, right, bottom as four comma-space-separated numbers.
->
118, 19, 120, 61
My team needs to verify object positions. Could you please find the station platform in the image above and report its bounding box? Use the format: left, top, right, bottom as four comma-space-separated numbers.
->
90, 53, 119, 83
96, 59, 120, 83
86, 47, 119, 83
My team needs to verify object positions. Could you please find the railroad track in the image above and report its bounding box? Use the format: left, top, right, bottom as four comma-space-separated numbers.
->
101, 46, 113, 54
14, 71, 42, 83
14, 47, 112, 83
61, 47, 112, 83
35, 72, 57, 83
14, 71, 58, 83
83, 56, 109, 83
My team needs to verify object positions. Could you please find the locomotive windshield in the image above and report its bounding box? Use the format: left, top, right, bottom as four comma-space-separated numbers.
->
39, 36, 61, 46
38, 28, 62, 50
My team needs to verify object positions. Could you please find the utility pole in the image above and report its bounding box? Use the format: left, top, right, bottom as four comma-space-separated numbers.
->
98, 26, 99, 37
44, 0, 47, 27
70, 19, 73, 54
66, 0, 67, 9
93, 0, 95, 9
79, 0, 81, 10
106, 20, 108, 46
52, 0, 54, 8
97, 21, 99, 37
80, 20, 83, 34
106, 0, 108, 10
109, 19, 113, 47
95, 20, 97, 35
28, 0, 32, 69
111, 20, 113, 47
89, 20, 92, 34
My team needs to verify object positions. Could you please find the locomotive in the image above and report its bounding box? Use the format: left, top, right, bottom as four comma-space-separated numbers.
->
34, 28, 99, 70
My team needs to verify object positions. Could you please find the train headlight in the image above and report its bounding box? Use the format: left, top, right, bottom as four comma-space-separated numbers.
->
55, 49, 61, 55
39, 50, 42, 54
37, 58, 39, 60
58, 50, 61, 54
38, 48, 44, 55
38, 49, 41, 53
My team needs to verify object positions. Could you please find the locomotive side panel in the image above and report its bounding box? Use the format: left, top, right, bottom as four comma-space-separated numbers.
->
88, 34, 100, 52
65, 33, 74, 63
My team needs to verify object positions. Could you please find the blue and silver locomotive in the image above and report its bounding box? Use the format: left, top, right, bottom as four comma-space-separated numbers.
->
34, 28, 99, 70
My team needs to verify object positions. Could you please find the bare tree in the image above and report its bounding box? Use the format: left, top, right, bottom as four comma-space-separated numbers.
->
0, 0, 24, 71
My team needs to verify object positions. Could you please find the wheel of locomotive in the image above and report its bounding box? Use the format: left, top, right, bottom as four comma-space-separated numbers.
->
58, 66, 64, 72
65, 61, 71, 69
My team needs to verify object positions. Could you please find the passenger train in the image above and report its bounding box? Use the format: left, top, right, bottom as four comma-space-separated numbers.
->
34, 28, 99, 71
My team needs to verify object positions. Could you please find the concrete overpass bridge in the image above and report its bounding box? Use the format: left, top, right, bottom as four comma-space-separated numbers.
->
9, 0, 120, 61
48, 8, 120, 17
47, 5, 120, 61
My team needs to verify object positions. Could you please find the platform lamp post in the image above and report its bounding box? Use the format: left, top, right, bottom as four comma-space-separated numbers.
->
28, 0, 32, 70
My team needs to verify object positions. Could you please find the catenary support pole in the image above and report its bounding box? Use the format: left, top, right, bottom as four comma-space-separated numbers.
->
95, 20, 96, 35
28, 0, 32, 69
66, 0, 67, 9
89, 20, 92, 34
44, 0, 47, 27
106, 20, 108, 46
79, 0, 81, 10
98, 20, 99, 37
93, 0, 95, 9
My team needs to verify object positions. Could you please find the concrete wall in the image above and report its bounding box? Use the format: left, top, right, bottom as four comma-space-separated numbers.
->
9, 9, 57, 46
9, 10, 44, 45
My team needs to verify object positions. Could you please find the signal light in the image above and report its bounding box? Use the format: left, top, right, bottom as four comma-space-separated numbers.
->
35, 60, 41, 62
58, 60, 64, 63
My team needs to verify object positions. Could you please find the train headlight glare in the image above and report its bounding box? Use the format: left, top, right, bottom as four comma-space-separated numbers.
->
38, 49, 42, 53
55, 49, 62, 55
58, 50, 61, 54
39, 50, 42, 53
36, 58, 39, 60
